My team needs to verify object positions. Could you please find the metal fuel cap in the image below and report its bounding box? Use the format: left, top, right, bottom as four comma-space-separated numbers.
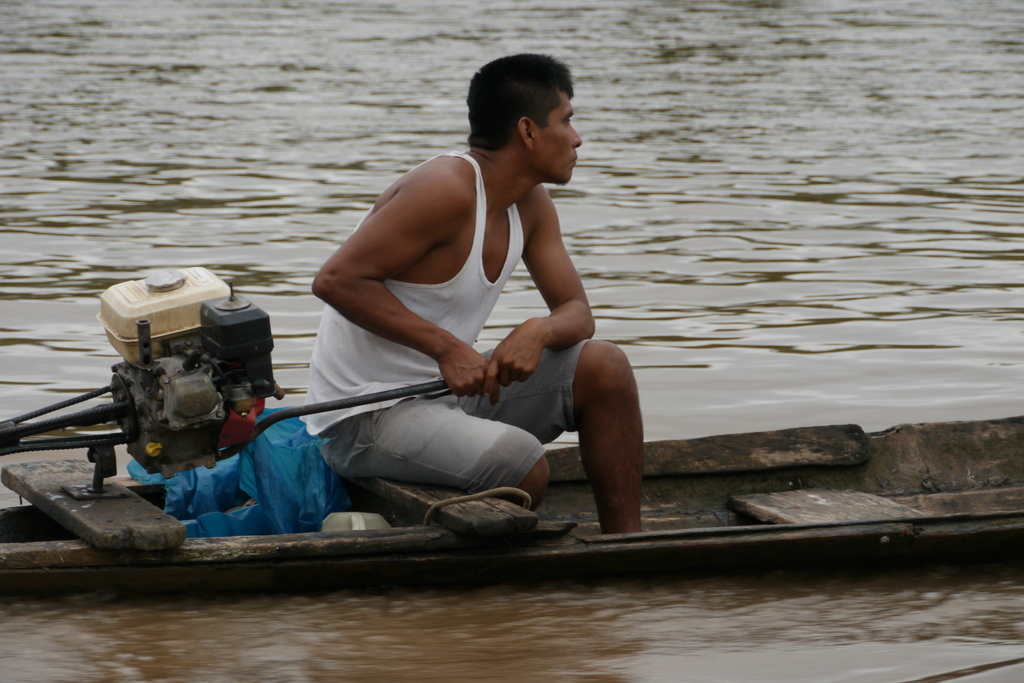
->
144, 270, 186, 293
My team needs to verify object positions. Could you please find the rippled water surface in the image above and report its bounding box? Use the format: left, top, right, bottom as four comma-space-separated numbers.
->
2, 0, 1024, 680
2, 566, 1024, 683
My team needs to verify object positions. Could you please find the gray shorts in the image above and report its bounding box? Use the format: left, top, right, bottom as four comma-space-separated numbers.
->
320, 341, 585, 493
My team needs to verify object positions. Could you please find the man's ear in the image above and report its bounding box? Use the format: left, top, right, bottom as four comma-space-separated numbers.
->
517, 117, 537, 149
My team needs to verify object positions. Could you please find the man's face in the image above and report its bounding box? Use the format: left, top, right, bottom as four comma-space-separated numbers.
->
533, 90, 582, 185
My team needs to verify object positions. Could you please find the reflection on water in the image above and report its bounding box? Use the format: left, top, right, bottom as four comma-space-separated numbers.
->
2, 565, 1024, 682
2, 0, 1024, 679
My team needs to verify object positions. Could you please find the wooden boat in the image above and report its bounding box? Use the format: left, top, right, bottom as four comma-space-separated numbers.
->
3, 414, 1024, 597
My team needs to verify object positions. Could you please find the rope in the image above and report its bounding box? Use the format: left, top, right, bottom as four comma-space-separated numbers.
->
422, 487, 532, 526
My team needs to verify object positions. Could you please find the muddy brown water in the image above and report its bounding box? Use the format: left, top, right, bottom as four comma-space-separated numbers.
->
2, 0, 1024, 680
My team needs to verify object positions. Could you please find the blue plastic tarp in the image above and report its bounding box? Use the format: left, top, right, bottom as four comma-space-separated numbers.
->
128, 410, 350, 538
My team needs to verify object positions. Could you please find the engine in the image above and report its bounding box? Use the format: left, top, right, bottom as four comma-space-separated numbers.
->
99, 267, 282, 477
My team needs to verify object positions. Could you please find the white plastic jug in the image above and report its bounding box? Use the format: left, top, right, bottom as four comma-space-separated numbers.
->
321, 511, 392, 532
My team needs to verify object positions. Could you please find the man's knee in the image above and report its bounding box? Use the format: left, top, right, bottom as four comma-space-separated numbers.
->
575, 340, 638, 399
470, 426, 546, 493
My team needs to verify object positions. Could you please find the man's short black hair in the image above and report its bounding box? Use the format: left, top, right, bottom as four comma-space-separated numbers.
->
467, 54, 574, 150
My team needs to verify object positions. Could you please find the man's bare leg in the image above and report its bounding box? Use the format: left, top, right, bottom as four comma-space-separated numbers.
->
515, 456, 550, 510
572, 340, 644, 533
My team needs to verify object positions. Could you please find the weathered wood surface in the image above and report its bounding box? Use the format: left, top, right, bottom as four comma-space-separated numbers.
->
0, 521, 577, 571
0, 523, 912, 596
730, 489, 930, 524
7, 516, 1024, 597
893, 486, 1024, 516
347, 477, 540, 536
547, 424, 872, 482
864, 416, 1024, 496
1, 460, 186, 550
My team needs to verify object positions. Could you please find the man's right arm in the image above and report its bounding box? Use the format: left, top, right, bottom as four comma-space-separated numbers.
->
310, 165, 492, 397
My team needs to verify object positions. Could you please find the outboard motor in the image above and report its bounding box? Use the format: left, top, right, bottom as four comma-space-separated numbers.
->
0, 267, 445, 486
99, 267, 282, 477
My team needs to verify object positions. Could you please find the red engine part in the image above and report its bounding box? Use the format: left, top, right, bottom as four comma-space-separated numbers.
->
217, 397, 266, 449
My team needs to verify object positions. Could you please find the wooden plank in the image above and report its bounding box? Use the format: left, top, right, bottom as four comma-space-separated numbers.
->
547, 425, 873, 482
0, 521, 929, 597
1, 460, 186, 550
729, 489, 930, 524
347, 477, 539, 536
0, 521, 577, 571
893, 486, 1024, 516
7, 516, 1024, 597
0, 528, 451, 570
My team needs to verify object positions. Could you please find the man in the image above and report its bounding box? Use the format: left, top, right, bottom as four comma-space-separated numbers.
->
303, 54, 642, 533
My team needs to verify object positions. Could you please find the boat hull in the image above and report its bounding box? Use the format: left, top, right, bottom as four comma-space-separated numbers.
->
5, 414, 1024, 596
2, 513, 1024, 596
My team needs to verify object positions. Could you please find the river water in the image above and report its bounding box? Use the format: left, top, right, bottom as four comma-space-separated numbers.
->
2, 0, 1024, 680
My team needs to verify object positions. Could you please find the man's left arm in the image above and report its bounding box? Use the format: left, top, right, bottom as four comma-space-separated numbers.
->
486, 186, 595, 392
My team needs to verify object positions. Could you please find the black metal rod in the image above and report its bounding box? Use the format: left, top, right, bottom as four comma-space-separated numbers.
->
89, 454, 107, 493
137, 319, 152, 367
0, 432, 129, 456
4, 386, 111, 424
250, 379, 450, 441
0, 401, 129, 441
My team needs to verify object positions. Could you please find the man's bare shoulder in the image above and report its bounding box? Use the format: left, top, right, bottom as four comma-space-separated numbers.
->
515, 184, 558, 237
379, 155, 477, 212
349, 155, 479, 267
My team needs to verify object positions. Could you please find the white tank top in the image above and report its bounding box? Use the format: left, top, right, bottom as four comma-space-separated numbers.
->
303, 152, 524, 434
